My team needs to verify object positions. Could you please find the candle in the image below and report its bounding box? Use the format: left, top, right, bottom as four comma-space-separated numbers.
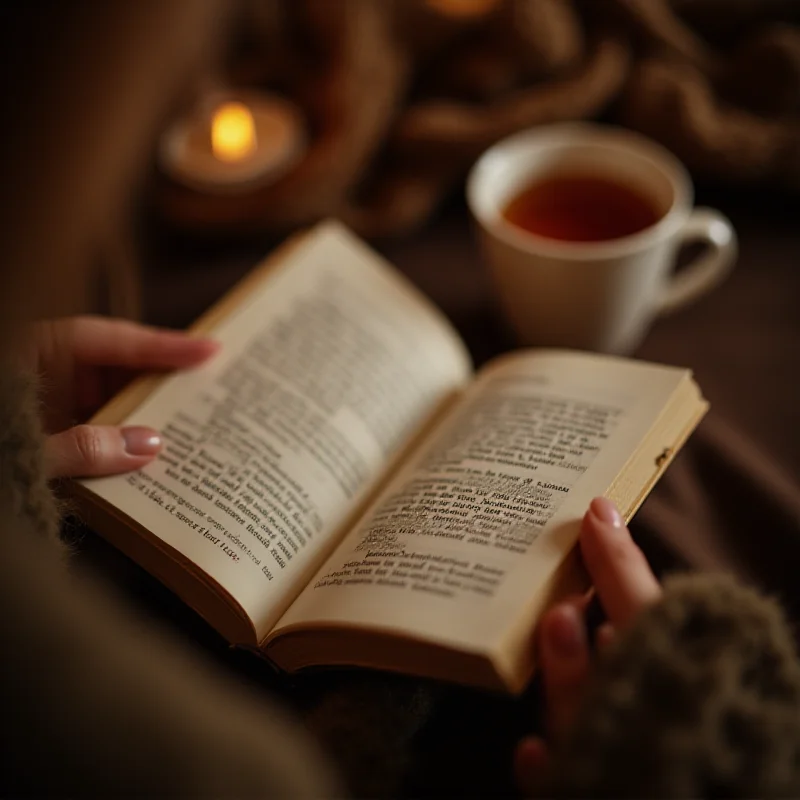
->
159, 89, 306, 193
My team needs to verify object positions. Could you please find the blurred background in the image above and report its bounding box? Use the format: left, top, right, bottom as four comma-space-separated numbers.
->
156, 0, 800, 237
106, 0, 800, 323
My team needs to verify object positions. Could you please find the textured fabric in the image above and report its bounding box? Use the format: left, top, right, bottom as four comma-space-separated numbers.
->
0, 370, 61, 546
550, 574, 800, 798
302, 672, 437, 798
0, 369, 339, 798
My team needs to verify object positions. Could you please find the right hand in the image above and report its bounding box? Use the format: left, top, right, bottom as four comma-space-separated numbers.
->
515, 497, 662, 794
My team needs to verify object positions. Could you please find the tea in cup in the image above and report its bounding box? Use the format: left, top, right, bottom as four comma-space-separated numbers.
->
467, 123, 737, 354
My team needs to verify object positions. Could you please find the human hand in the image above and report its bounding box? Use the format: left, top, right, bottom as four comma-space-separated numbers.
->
30, 316, 218, 479
515, 497, 662, 795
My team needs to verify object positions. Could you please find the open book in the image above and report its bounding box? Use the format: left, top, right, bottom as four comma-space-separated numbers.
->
75, 221, 707, 693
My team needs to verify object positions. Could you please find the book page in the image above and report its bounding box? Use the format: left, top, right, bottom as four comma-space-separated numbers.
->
83, 222, 471, 638
272, 351, 689, 654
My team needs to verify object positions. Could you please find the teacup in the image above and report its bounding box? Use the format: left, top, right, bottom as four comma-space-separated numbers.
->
467, 123, 737, 354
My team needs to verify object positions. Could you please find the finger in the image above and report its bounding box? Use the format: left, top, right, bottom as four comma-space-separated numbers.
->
579, 497, 662, 628
539, 602, 591, 742
514, 736, 550, 798
555, 592, 592, 616
596, 622, 616, 651
45, 425, 162, 479
69, 316, 219, 370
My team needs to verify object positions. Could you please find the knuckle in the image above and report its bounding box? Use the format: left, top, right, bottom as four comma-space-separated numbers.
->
72, 425, 102, 468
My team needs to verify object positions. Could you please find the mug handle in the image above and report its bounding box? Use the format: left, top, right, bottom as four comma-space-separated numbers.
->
656, 207, 738, 315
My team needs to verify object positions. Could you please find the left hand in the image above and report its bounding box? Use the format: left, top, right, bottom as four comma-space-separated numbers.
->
514, 497, 662, 796
30, 316, 218, 479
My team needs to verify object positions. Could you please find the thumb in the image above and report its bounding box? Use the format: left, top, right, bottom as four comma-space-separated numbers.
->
45, 425, 162, 479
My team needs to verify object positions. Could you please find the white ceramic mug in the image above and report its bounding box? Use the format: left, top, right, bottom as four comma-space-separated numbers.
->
467, 123, 737, 354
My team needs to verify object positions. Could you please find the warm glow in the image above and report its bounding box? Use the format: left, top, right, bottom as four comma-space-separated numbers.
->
426, 0, 499, 17
211, 101, 257, 162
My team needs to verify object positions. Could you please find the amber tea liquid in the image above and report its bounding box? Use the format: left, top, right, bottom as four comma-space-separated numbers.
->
502, 174, 662, 243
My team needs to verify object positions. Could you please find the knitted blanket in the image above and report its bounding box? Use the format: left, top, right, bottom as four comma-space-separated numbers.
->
158, 0, 800, 237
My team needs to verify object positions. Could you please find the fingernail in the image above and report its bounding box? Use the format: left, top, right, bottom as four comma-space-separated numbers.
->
590, 497, 623, 528
548, 605, 585, 658
122, 426, 162, 456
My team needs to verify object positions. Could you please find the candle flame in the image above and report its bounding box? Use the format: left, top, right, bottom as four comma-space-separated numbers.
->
211, 101, 257, 162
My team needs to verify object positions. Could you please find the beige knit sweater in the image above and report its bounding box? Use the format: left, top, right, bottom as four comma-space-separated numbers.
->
2, 368, 800, 798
